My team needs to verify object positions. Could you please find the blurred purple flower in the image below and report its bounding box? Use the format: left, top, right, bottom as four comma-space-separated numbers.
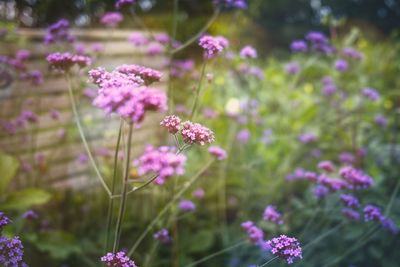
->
100, 12, 123, 27
179, 200, 196, 212
285, 62, 300, 74
237, 129, 250, 143
290, 40, 308, 52
263, 205, 283, 225
334, 59, 349, 72
240, 45, 257, 59
361, 87, 380, 101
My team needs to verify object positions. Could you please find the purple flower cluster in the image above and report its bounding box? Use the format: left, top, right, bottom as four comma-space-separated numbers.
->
339, 152, 355, 164
180, 121, 215, 145
128, 32, 149, 46
342, 208, 360, 221
240, 45, 257, 59
285, 62, 300, 74
321, 76, 337, 96
241, 221, 264, 244
318, 174, 348, 192
153, 228, 171, 244
170, 59, 195, 78
363, 205, 382, 222
317, 160, 336, 172
134, 145, 186, 185
89, 66, 167, 124
0, 236, 27, 267
100, 12, 123, 27
115, 0, 135, 9
208, 146, 227, 160
266, 235, 302, 264
160, 115, 181, 134
298, 133, 317, 144
116, 64, 162, 85
342, 47, 363, 60
263, 205, 283, 225
334, 59, 349, 72
339, 166, 373, 189
199, 35, 229, 59
0, 212, 11, 231
47, 52, 92, 71
44, 19, 75, 45
179, 200, 196, 212
361, 87, 380, 101
312, 185, 329, 199
374, 114, 387, 127
214, 0, 247, 9
340, 194, 360, 208
290, 40, 307, 52
101, 251, 137, 267
22, 210, 39, 220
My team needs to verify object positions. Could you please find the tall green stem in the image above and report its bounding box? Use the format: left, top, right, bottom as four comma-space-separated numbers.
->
66, 73, 111, 196
190, 62, 207, 120
104, 119, 123, 252
127, 159, 214, 257
113, 122, 134, 252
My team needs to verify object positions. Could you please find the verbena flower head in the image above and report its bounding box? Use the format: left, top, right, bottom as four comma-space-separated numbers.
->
89, 66, 166, 124
317, 160, 336, 172
339, 152, 355, 164
160, 115, 181, 134
116, 64, 162, 85
155, 33, 170, 45
22, 210, 39, 220
266, 235, 302, 264
342, 47, 363, 60
0, 236, 27, 267
100, 12, 123, 27
312, 185, 329, 199
180, 121, 215, 145
342, 208, 360, 221
381, 217, 399, 235
362, 87, 380, 101
101, 251, 137, 267
115, 0, 135, 9
0, 212, 11, 231
15, 50, 31, 61
237, 129, 250, 143
340, 194, 360, 208
134, 145, 186, 185
263, 205, 283, 225
208, 146, 227, 160
285, 62, 300, 74
240, 45, 257, 59
128, 32, 149, 46
154, 228, 171, 244
334, 59, 349, 72
193, 188, 205, 199
364, 204, 383, 222
199, 35, 228, 59
298, 133, 317, 144
318, 174, 348, 192
47, 52, 92, 71
339, 166, 373, 189
290, 40, 307, 52
305, 31, 328, 44
44, 19, 75, 45
179, 200, 196, 212
241, 221, 264, 244
322, 83, 336, 96
214, 0, 247, 9
374, 114, 387, 127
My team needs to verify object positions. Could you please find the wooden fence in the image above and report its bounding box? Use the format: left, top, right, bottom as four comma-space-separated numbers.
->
0, 29, 167, 189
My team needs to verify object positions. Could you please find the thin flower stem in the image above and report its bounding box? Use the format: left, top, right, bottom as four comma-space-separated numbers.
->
113, 122, 134, 253
258, 256, 279, 267
184, 240, 247, 267
170, 9, 220, 55
190, 61, 207, 120
127, 159, 215, 257
65, 73, 111, 197
104, 119, 123, 252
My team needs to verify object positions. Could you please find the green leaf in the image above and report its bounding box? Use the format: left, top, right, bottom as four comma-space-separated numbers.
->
35, 230, 80, 260
0, 188, 51, 211
187, 230, 214, 253
0, 152, 19, 194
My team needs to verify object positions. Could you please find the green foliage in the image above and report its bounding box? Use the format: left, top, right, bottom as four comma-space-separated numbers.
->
0, 152, 19, 194
0, 188, 51, 211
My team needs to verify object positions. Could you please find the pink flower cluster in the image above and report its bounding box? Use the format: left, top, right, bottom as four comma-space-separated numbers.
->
240, 45, 257, 59
208, 146, 227, 160
199, 35, 229, 59
266, 235, 302, 264
47, 52, 92, 71
160, 115, 181, 134
241, 221, 264, 244
339, 166, 373, 189
101, 251, 137, 267
89, 65, 166, 124
263, 205, 283, 225
134, 145, 186, 185
100, 12, 123, 27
